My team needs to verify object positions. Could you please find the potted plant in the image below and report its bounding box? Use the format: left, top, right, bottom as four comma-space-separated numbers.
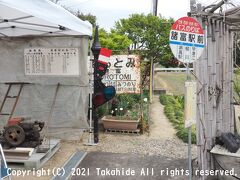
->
101, 95, 140, 131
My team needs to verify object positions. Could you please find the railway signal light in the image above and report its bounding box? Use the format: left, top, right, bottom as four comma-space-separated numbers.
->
93, 86, 116, 108
95, 60, 108, 77
93, 48, 115, 108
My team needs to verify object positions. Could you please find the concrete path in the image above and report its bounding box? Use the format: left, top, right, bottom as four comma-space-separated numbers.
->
149, 95, 176, 139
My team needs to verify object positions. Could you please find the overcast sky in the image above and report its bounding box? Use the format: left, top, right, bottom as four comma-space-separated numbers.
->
60, 0, 240, 30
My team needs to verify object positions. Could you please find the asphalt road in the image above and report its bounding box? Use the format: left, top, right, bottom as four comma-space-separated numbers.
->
71, 151, 191, 180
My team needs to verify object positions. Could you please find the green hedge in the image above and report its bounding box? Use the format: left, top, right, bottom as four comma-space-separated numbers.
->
159, 94, 196, 144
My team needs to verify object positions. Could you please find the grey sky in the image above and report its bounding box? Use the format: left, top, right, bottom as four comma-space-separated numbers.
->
60, 0, 240, 30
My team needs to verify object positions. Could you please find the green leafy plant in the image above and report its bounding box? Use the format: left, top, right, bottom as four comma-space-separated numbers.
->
159, 94, 196, 144
99, 93, 150, 133
105, 94, 143, 120
97, 104, 108, 118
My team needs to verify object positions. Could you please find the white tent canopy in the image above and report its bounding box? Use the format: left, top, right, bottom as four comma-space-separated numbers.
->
0, 0, 92, 37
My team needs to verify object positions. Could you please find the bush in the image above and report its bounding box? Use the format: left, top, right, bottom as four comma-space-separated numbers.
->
159, 94, 196, 144
159, 94, 168, 105
234, 69, 240, 75
175, 110, 184, 119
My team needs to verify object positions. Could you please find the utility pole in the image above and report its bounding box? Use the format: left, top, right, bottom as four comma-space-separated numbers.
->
91, 26, 101, 143
188, 2, 196, 180
150, 0, 158, 103
152, 0, 158, 16
190, 0, 197, 12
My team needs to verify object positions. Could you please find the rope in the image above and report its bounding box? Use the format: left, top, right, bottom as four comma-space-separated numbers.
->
44, 83, 60, 137
40, 83, 60, 149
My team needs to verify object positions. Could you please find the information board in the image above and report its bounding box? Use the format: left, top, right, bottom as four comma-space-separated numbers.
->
102, 55, 141, 94
24, 48, 79, 76
184, 81, 197, 128
169, 17, 205, 63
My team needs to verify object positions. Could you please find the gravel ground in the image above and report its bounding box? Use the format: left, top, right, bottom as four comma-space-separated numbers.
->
10, 95, 197, 180
77, 133, 197, 159
10, 132, 197, 180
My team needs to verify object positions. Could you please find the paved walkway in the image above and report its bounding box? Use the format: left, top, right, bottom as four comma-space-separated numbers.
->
149, 95, 176, 139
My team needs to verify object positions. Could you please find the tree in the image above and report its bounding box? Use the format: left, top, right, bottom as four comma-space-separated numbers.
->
99, 29, 132, 55
114, 14, 174, 87
50, 0, 131, 55
76, 11, 97, 27
70, 11, 131, 54
49, 0, 97, 27
114, 14, 174, 66
69, 11, 131, 54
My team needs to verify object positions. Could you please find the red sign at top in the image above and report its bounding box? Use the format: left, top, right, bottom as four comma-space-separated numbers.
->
100, 48, 112, 58
171, 17, 204, 34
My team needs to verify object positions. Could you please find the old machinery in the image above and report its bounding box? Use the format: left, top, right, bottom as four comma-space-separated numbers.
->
0, 118, 44, 148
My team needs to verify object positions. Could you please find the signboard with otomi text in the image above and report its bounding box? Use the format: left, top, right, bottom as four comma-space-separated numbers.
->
103, 55, 141, 94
